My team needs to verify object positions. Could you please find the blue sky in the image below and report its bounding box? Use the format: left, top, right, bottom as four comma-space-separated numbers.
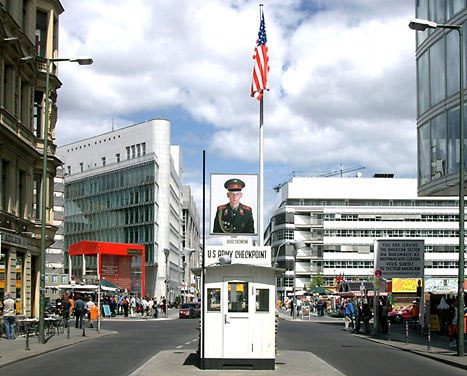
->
56, 0, 417, 233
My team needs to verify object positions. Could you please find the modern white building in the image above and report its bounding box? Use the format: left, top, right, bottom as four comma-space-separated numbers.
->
265, 175, 462, 299
56, 118, 184, 299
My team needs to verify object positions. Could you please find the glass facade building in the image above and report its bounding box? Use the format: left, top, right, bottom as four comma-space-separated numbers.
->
414, 1, 467, 196
64, 159, 159, 274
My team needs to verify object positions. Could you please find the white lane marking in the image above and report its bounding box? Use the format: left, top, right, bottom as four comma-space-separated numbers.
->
185, 341, 191, 345
193, 338, 198, 341
176, 345, 183, 349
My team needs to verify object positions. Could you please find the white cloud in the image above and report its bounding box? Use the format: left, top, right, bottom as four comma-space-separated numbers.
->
57, 0, 418, 201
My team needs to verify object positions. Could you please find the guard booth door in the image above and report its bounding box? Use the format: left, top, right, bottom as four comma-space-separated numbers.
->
223, 278, 252, 358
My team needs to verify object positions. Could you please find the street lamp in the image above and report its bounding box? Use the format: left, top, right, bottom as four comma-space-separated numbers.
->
409, 18, 465, 356
183, 248, 195, 303
291, 240, 306, 320
164, 248, 170, 318
39, 56, 93, 345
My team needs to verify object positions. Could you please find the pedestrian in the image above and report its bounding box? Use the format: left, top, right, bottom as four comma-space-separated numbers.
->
122, 296, 129, 317
448, 299, 459, 348
62, 295, 72, 327
344, 299, 354, 331
74, 294, 85, 329
162, 296, 167, 315
142, 296, 148, 319
354, 301, 362, 333
153, 297, 159, 318
296, 298, 302, 317
317, 298, 324, 317
290, 298, 295, 317
2, 292, 16, 339
362, 303, 371, 334
85, 296, 96, 328
130, 295, 136, 318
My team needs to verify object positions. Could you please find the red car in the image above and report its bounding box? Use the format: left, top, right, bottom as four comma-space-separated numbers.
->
388, 305, 413, 323
179, 303, 201, 319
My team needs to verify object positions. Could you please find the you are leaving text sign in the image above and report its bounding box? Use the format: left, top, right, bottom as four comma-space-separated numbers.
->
374, 239, 424, 279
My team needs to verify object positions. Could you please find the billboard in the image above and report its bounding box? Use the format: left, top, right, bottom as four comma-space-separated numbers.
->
210, 173, 258, 236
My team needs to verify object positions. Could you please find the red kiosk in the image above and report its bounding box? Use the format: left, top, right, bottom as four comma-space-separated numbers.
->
69, 241, 145, 297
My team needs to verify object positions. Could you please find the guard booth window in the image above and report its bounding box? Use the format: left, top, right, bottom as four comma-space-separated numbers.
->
255, 289, 269, 312
228, 282, 248, 312
207, 288, 221, 311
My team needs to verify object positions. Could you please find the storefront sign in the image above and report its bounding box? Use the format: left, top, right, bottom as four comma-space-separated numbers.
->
206, 246, 271, 267
374, 239, 424, 279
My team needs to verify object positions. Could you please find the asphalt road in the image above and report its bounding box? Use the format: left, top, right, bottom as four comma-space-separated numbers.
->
3, 316, 466, 376
277, 317, 466, 376
1, 319, 200, 376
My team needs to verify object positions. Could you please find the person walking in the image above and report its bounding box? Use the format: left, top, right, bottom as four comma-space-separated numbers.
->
362, 303, 371, 334
122, 296, 129, 317
296, 298, 302, 318
74, 294, 85, 329
2, 292, 16, 339
85, 296, 96, 328
448, 299, 459, 348
354, 301, 362, 333
130, 296, 136, 318
344, 299, 354, 331
152, 297, 159, 318
62, 295, 72, 328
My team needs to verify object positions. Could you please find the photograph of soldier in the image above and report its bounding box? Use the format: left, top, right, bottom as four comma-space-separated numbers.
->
212, 178, 255, 234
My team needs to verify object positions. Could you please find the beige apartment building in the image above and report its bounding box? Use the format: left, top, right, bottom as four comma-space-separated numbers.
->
0, 0, 63, 316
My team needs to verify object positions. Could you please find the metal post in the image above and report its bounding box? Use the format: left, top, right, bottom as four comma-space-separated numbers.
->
427, 321, 431, 351
25, 327, 30, 351
164, 248, 170, 318
457, 25, 465, 358
388, 321, 391, 342
292, 251, 297, 320
38, 59, 51, 345
67, 317, 70, 339
405, 321, 409, 345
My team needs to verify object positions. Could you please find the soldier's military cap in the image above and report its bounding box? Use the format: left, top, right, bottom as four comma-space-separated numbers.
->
224, 178, 245, 191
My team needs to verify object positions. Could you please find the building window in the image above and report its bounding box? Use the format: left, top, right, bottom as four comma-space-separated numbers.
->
61, 275, 67, 283
52, 275, 57, 283
417, 51, 429, 116
430, 112, 447, 180
102, 157, 106, 166
430, 38, 446, 107
126, 147, 130, 160
1, 160, 8, 211
67, 166, 71, 175
142, 142, 146, 155
80, 163, 84, 172
35, 10, 47, 57
33, 174, 41, 219
418, 123, 431, 186
116, 153, 120, 163
131, 145, 136, 159
33, 91, 43, 138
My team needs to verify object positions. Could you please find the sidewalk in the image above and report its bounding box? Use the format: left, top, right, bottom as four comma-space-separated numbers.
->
0, 308, 178, 369
0, 325, 116, 368
277, 308, 467, 371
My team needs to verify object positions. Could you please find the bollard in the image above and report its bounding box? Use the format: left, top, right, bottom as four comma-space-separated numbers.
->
427, 322, 431, 351
67, 317, 70, 339
405, 321, 409, 345
82, 320, 86, 337
25, 328, 30, 351
388, 321, 391, 342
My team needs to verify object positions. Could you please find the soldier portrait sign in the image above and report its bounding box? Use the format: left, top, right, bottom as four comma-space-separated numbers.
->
210, 173, 258, 236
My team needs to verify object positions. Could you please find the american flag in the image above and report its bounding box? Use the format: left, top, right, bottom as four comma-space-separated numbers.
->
251, 12, 269, 100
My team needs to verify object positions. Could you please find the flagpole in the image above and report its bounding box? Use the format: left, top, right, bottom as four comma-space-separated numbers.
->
259, 4, 264, 246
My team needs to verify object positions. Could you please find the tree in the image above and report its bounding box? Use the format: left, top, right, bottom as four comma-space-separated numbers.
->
310, 271, 325, 289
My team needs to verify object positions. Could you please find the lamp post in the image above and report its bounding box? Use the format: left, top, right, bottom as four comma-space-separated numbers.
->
291, 240, 306, 320
164, 248, 170, 318
409, 18, 464, 356
38, 56, 93, 344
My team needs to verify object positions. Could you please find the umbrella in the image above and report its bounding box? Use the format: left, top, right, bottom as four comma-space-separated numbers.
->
307, 286, 333, 295
99, 278, 123, 290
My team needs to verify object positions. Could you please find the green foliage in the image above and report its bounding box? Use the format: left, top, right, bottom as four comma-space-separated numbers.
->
310, 271, 325, 288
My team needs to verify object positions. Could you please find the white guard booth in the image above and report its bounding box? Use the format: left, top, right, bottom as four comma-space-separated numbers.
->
197, 246, 280, 370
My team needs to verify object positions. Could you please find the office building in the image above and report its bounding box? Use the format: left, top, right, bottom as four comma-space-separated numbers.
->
413, 1, 467, 196
57, 118, 189, 299
265, 175, 461, 299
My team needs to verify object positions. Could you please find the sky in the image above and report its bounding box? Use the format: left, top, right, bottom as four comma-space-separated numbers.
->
56, 0, 417, 237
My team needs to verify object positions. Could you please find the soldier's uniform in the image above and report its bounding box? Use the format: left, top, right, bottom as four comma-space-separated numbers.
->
212, 179, 255, 234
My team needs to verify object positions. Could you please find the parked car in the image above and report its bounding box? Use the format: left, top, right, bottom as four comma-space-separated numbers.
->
179, 303, 201, 319
388, 305, 413, 323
